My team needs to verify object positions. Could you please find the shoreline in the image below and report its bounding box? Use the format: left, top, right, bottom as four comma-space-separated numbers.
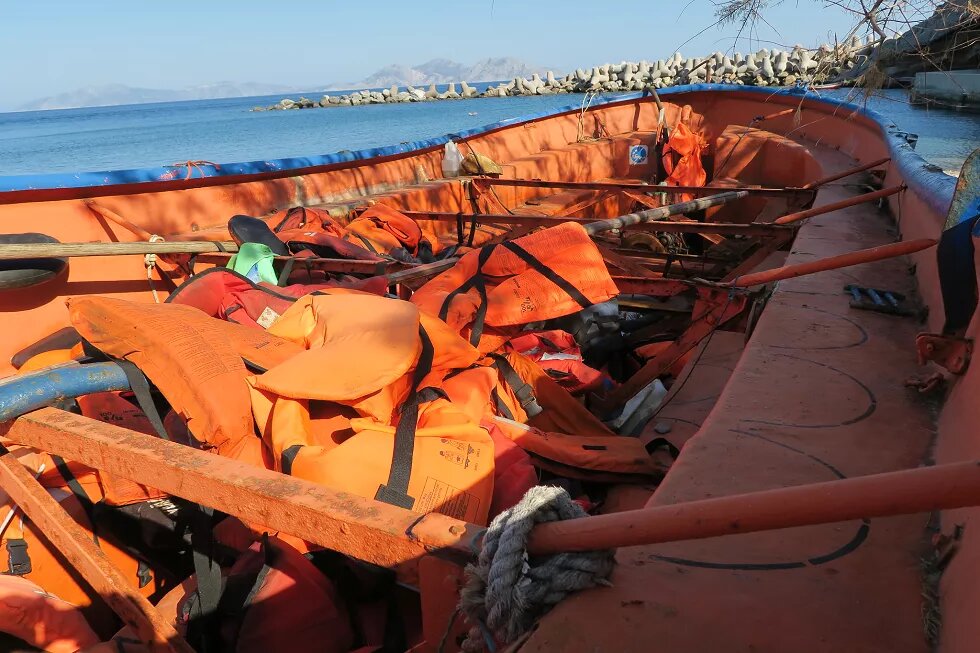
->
257, 40, 870, 111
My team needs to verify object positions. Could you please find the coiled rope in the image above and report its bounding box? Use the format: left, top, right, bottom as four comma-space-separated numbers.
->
458, 486, 615, 651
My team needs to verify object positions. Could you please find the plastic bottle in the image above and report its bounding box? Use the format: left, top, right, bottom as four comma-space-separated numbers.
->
442, 141, 463, 178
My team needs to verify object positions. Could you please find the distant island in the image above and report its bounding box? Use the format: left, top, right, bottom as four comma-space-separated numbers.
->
17, 58, 552, 111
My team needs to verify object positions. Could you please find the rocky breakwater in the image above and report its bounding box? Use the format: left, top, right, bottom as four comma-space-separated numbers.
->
255, 41, 867, 111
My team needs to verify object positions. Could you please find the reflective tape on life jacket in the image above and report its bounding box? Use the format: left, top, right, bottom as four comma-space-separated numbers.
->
412, 222, 619, 351
69, 297, 259, 459
166, 267, 386, 331
0, 575, 100, 653
247, 293, 494, 524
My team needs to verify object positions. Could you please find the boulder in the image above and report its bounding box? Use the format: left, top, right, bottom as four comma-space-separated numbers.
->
277, 98, 296, 110
319, 95, 330, 107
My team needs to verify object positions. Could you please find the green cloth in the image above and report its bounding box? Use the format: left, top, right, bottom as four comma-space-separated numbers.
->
228, 242, 278, 285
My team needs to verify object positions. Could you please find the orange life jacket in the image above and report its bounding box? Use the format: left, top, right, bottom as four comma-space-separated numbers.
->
343, 204, 430, 259
166, 267, 385, 331
0, 575, 100, 653
411, 222, 619, 352
662, 118, 707, 201
277, 228, 383, 262
68, 297, 266, 461
484, 352, 658, 481
505, 330, 611, 395
248, 292, 496, 525
0, 448, 158, 635
155, 536, 354, 653
268, 206, 345, 236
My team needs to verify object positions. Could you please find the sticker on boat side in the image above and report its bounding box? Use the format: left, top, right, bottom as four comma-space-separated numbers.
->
629, 145, 649, 165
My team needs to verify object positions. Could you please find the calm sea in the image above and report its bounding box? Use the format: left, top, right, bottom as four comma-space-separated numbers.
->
0, 88, 976, 178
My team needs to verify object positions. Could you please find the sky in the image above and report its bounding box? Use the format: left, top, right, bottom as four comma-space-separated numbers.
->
0, 1, 859, 108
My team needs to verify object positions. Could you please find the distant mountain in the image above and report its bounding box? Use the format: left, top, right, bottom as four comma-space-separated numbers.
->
19, 82, 309, 111
341, 57, 555, 89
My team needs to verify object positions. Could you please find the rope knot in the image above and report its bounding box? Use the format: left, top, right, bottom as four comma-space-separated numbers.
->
145, 235, 165, 303
458, 486, 615, 651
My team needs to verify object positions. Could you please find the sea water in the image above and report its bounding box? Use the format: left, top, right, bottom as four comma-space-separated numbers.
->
0, 89, 976, 178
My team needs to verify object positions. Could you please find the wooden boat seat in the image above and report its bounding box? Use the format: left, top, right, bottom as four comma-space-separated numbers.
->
519, 144, 934, 652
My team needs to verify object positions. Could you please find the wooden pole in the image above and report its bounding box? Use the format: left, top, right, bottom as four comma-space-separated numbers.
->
526, 460, 980, 554
0, 241, 239, 259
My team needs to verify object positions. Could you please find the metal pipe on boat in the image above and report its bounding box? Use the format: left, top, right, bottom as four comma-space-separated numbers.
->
774, 185, 905, 224
0, 362, 129, 422
582, 191, 749, 236
801, 157, 891, 189
729, 238, 936, 287
526, 459, 980, 554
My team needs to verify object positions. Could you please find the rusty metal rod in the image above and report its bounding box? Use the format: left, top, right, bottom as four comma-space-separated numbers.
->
472, 178, 808, 197
401, 210, 789, 236
527, 459, 980, 554
583, 191, 749, 236
774, 185, 904, 224
731, 238, 936, 287
0, 447, 191, 653
801, 156, 891, 189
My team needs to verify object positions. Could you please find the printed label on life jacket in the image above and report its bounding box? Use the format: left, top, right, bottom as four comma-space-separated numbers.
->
256, 306, 281, 329
416, 477, 479, 522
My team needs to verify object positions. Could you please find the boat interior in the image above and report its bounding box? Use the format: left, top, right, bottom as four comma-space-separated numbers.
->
0, 86, 976, 653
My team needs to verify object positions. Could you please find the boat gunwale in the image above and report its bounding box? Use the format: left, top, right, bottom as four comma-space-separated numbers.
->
0, 85, 958, 216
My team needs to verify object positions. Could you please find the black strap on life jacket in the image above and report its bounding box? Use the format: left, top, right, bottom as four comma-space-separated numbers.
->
280, 444, 303, 476
115, 361, 170, 441
499, 240, 592, 310
488, 354, 543, 418
438, 240, 593, 348
374, 327, 436, 510
184, 505, 224, 653
50, 454, 96, 524
438, 245, 494, 347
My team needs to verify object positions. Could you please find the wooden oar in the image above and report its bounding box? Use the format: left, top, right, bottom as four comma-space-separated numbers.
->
0, 241, 239, 259
526, 459, 980, 554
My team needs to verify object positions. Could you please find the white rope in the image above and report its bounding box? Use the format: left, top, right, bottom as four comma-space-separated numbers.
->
144, 235, 165, 303
458, 486, 615, 651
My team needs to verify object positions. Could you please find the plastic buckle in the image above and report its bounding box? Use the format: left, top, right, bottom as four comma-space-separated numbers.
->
6, 538, 31, 576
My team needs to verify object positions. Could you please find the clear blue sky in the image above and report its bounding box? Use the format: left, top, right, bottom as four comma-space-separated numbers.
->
1, 1, 857, 108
